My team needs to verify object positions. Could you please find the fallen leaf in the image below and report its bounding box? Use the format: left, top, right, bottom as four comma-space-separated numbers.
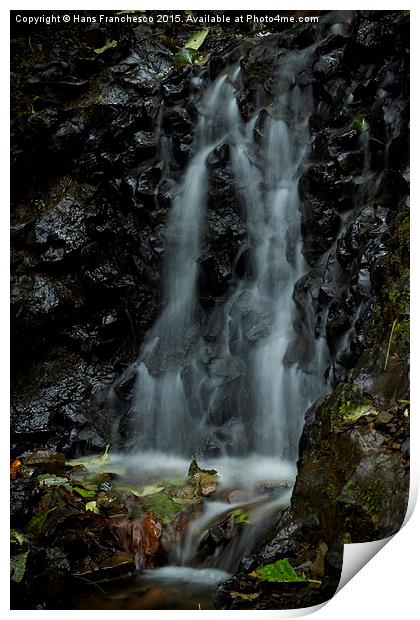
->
72, 486, 96, 499
85, 501, 100, 514
94, 40, 118, 54
185, 28, 210, 50
10, 530, 25, 545
108, 513, 163, 566
10, 459, 21, 480
10, 551, 29, 583
26, 506, 57, 534
138, 485, 165, 497
37, 474, 71, 489
173, 48, 195, 66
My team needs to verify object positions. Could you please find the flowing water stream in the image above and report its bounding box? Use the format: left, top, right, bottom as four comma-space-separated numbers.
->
134, 49, 328, 459
106, 34, 335, 607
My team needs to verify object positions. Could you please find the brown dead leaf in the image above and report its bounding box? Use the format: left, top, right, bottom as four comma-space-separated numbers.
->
108, 512, 163, 567
10, 459, 21, 480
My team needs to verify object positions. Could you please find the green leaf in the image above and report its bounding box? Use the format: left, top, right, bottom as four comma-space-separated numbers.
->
11, 551, 29, 583
10, 530, 25, 545
351, 114, 369, 132
66, 445, 113, 469
85, 501, 100, 514
185, 28, 210, 50
113, 483, 143, 498
73, 486, 96, 499
142, 490, 186, 525
94, 40, 118, 55
253, 558, 308, 583
138, 484, 166, 497
37, 474, 71, 489
233, 509, 249, 525
342, 404, 378, 423
26, 507, 57, 534
173, 48, 196, 66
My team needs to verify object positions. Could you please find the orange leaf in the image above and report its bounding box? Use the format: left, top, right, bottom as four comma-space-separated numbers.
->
10, 459, 21, 480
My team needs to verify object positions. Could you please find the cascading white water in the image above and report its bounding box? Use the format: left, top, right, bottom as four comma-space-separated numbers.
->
134, 47, 329, 462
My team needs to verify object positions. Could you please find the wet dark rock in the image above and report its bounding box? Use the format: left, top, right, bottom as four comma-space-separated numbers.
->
50, 117, 86, 154
300, 162, 339, 200
326, 288, 355, 346
28, 61, 89, 95
96, 491, 129, 516
336, 206, 378, 270
336, 150, 364, 174
26, 546, 71, 597
10, 221, 33, 245
337, 450, 408, 539
330, 128, 360, 151
316, 34, 347, 56
10, 477, 40, 521
374, 410, 394, 430
282, 25, 316, 50
199, 155, 246, 299
35, 196, 95, 262
11, 351, 111, 455
72, 550, 136, 582
162, 67, 192, 101
11, 274, 73, 335
313, 51, 344, 78
26, 108, 60, 140
110, 32, 173, 92
135, 166, 162, 206
351, 20, 385, 55
132, 129, 158, 154
239, 43, 288, 113
400, 438, 409, 456
209, 55, 226, 79
301, 200, 341, 265
165, 107, 194, 140
23, 451, 66, 476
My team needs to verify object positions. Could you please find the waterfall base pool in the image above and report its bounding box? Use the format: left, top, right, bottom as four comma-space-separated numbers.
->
65, 451, 295, 609
71, 567, 231, 610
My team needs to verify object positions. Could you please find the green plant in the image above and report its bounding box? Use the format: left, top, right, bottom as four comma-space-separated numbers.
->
185, 28, 210, 50
350, 114, 369, 132
94, 39, 118, 54
253, 558, 307, 583
11, 551, 29, 583
233, 509, 249, 525
173, 28, 210, 66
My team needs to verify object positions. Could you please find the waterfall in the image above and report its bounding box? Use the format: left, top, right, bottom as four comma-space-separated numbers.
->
134, 44, 329, 464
